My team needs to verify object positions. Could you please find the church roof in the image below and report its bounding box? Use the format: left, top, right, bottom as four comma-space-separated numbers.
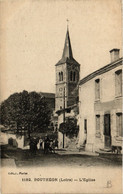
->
55, 29, 80, 66
55, 103, 78, 115
39, 92, 55, 99
62, 29, 73, 59
56, 57, 80, 66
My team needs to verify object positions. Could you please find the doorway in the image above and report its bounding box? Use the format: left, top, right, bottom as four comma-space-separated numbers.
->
104, 114, 111, 148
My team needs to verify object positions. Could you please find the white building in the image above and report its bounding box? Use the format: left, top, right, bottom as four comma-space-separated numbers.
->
79, 49, 122, 152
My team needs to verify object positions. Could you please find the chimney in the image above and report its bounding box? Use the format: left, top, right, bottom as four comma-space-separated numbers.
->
110, 49, 120, 62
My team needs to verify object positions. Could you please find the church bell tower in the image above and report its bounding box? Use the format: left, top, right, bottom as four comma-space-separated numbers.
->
55, 26, 80, 111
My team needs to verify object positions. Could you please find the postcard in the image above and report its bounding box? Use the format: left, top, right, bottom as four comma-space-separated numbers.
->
0, 0, 122, 193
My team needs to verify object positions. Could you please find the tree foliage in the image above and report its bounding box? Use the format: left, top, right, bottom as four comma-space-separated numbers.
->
0, 90, 52, 133
59, 118, 79, 138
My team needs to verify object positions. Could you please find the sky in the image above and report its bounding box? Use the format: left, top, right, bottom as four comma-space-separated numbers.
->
0, 0, 122, 102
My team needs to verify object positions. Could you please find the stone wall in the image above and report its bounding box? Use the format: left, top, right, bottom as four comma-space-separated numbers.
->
0, 132, 29, 149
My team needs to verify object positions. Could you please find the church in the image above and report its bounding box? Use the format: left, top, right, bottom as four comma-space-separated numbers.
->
54, 26, 81, 148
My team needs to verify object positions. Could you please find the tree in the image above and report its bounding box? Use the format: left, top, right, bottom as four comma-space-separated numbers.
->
0, 90, 52, 135
59, 118, 79, 138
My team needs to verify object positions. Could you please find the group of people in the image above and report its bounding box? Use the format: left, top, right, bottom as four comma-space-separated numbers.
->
43, 136, 58, 154
29, 136, 58, 155
29, 137, 38, 155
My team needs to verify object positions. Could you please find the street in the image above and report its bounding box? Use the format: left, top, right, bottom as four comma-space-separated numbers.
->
1, 146, 122, 168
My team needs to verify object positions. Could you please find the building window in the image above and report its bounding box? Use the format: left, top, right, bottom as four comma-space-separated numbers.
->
95, 79, 100, 100
70, 71, 73, 81
95, 115, 101, 137
116, 113, 123, 137
73, 72, 76, 81
61, 72, 63, 81
115, 69, 122, 97
59, 72, 61, 81
70, 71, 76, 82
84, 119, 87, 134
59, 72, 63, 82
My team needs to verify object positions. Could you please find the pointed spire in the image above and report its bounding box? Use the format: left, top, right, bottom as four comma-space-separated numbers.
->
56, 21, 80, 66
62, 21, 73, 59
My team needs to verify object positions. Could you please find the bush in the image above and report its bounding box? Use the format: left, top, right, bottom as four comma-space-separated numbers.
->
59, 118, 79, 138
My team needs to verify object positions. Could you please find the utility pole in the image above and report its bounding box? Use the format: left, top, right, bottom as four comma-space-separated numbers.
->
63, 86, 65, 148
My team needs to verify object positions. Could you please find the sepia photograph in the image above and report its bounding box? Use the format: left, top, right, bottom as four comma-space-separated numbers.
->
0, 0, 122, 193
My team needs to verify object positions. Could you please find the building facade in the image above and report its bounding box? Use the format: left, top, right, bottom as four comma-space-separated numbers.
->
78, 49, 122, 152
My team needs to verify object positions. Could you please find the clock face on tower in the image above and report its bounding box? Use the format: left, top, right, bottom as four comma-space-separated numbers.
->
59, 88, 63, 91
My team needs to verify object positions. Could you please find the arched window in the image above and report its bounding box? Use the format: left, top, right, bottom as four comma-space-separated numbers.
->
59, 72, 63, 81
70, 71, 73, 81
73, 72, 76, 81
61, 72, 63, 81
59, 72, 61, 81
